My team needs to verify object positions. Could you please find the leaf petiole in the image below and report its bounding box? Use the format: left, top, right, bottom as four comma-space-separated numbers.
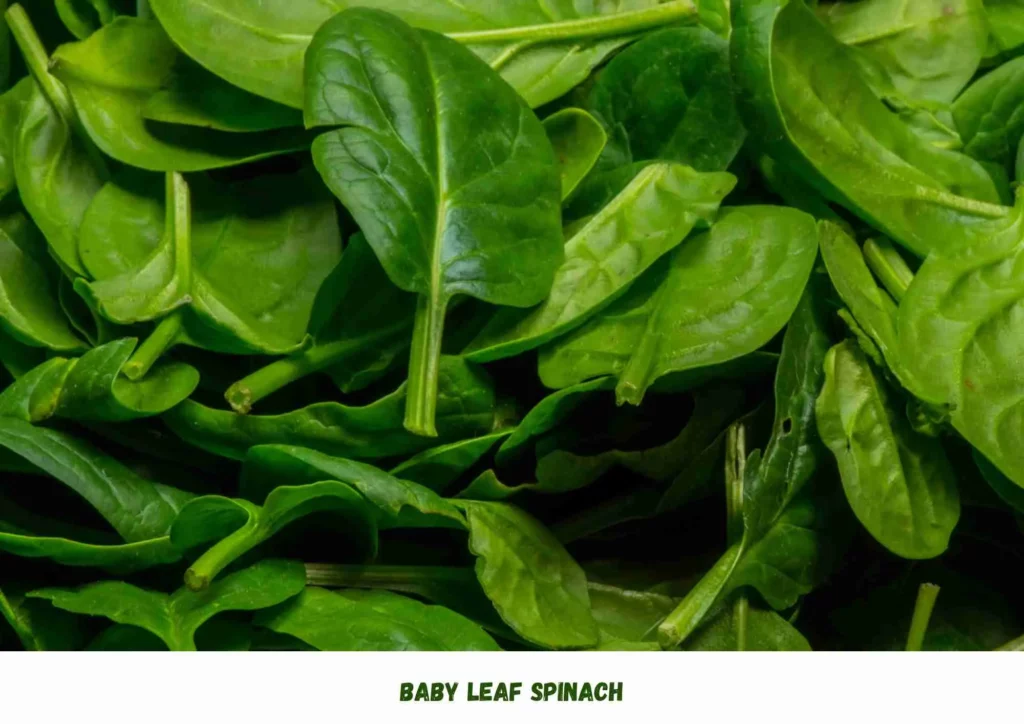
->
905, 582, 940, 652
404, 293, 447, 437
863, 238, 913, 302
124, 312, 183, 380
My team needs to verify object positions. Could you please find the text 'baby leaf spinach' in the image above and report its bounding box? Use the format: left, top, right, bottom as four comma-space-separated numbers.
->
304, 9, 563, 437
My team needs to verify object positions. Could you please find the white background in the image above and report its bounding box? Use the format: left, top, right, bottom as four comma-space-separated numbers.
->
2, 652, 1021, 723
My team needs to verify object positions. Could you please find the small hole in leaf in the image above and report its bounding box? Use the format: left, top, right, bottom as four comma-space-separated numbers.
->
782, 418, 793, 434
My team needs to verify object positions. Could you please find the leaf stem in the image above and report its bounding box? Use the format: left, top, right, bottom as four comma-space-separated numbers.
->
136, 0, 152, 19
404, 293, 447, 437
4, 4, 108, 178
905, 582, 940, 652
725, 423, 749, 651
225, 325, 406, 414
734, 595, 749, 652
658, 543, 743, 649
863, 238, 913, 302
615, 330, 659, 406
185, 506, 262, 592
448, 1, 697, 44
125, 312, 183, 380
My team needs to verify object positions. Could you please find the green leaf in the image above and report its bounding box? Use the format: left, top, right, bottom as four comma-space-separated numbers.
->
389, 431, 511, 493
305, 9, 563, 436
0, 210, 86, 352
0, 418, 191, 568
817, 340, 959, 558
538, 206, 820, 403
897, 191, 1024, 486
224, 233, 413, 414
49, 18, 310, 171
14, 79, 106, 276
148, 0, 698, 109
658, 278, 834, 647
732, 0, 1004, 258
29, 558, 306, 651
76, 168, 342, 375
543, 108, 607, 200
55, 0, 130, 40
0, 78, 31, 201
465, 163, 735, 363
170, 482, 379, 591
454, 499, 598, 649
685, 606, 811, 652
0, 338, 197, 422
953, 55, 1024, 181
164, 356, 505, 461
583, 25, 745, 185
257, 587, 501, 651
818, 0, 988, 106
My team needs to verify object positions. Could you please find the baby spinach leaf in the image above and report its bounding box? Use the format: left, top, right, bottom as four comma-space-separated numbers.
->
149, 0, 699, 109
48, 18, 310, 171
0, 338, 197, 422
984, 0, 1024, 59
818, 0, 988, 106
140, 57, 302, 134
974, 449, 1024, 513
465, 163, 735, 363
817, 341, 961, 559
897, 193, 1024, 487
165, 356, 504, 461
658, 279, 834, 647
55, 0, 129, 40
0, 210, 85, 352
29, 558, 305, 651
733, 0, 1004, 258
0, 417, 191, 568
389, 431, 512, 493
587, 581, 676, 650
454, 499, 599, 649
538, 206, 820, 404
76, 169, 342, 377
305, 9, 563, 436
256, 587, 501, 651
586, 25, 745, 175
224, 233, 413, 414
240, 445, 467, 529
0, 77, 30, 200
170, 482, 379, 591
953, 55, 1024, 180
543, 108, 607, 200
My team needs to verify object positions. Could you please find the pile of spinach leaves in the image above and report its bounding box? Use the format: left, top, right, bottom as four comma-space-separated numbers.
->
2, 0, 1023, 652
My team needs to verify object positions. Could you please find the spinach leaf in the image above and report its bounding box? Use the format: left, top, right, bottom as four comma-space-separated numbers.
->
257, 587, 501, 651
818, 0, 988, 106
224, 234, 413, 414
49, 18, 310, 171
586, 25, 745, 174
454, 499, 599, 649
982, 0, 1024, 60
543, 108, 607, 200
305, 9, 563, 437
817, 340, 960, 558
9, 26, 107, 275
732, 0, 1004, 258
538, 207, 820, 403
29, 558, 305, 651
170, 483, 379, 591
953, 55, 1024, 180
0, 77, 30, 200
389, 431, 512, 493
897, 192, 1024, 487
55, 0, 130, 40
658, 278, 834, 648
0, 417, 191, 568
465, 163, 735, 363
0, 338, 197, 422
148, 0, 699, 109
76, 169, 342, 377
0, 582, 87, 650
165, 356, 505, 461
0, 210, 85, 352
